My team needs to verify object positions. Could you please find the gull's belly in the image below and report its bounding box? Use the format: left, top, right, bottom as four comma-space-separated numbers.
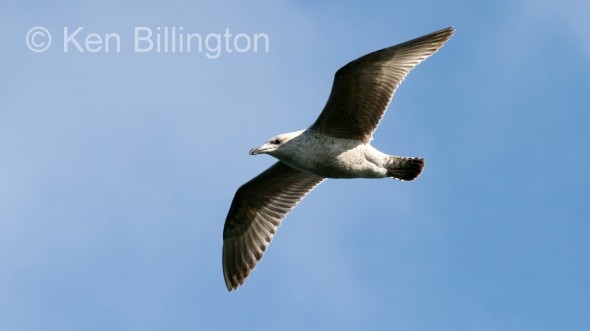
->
281, 135, 387, 179
310, 148, 386, 178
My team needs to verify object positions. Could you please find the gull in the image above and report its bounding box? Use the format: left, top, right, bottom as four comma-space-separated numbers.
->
222, 27, 454, 291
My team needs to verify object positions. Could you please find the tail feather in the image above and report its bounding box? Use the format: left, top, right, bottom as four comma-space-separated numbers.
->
386, 156, 425, 181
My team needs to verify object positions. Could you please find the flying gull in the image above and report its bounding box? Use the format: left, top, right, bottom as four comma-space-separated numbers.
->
222, 27, 454, 291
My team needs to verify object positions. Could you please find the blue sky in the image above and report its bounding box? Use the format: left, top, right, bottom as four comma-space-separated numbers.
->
1, 0, 589, 330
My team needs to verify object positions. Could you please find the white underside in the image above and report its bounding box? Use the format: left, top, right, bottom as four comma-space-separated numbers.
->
271, 130, 389, 179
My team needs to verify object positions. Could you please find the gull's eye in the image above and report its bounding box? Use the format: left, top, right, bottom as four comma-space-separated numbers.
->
271, 138, 281, 144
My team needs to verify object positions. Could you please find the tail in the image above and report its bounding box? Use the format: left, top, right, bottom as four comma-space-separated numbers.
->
386, 156, 425, 181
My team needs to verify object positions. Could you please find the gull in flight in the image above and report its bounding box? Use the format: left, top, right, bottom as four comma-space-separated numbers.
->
222, 27, 454, 291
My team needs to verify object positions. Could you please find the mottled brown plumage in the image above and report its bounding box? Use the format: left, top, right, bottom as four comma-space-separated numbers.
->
222, 27, 454, 291
310, 27, 454, 143
222, 162, 324, 290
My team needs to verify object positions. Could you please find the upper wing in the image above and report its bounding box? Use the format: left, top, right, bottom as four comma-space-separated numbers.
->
222, 161, 325, 291
308, 27, 454, 143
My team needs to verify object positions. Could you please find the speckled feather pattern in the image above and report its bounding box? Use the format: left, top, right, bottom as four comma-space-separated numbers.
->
222, 27, 454, 291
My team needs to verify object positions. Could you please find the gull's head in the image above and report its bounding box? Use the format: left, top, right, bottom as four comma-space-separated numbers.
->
249, 130, 304, 156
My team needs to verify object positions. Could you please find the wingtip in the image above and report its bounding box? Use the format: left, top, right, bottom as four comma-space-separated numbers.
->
434, 26, 455, 39
444, 26, 456, 38
224, 273, 241, 292
224, 275, 235, 292
426, 26, 455, 49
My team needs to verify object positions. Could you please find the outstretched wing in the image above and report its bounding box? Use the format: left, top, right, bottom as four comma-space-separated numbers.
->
309, 27, 454, 143
222, 161, 325, 291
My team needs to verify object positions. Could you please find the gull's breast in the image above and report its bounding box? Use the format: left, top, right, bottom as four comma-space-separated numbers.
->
280, 133, 387, 179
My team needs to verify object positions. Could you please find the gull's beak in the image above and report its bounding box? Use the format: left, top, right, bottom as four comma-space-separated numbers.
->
249, 143, 273, 155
